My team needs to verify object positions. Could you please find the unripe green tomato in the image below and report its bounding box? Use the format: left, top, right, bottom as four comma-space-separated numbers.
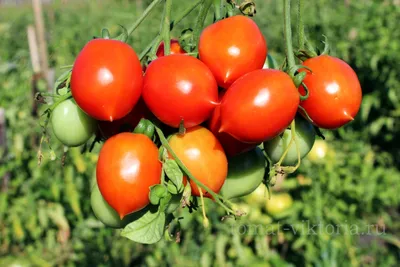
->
91, 183, 131, 228
265, 193, 293, 216
51, 99, 97, 147
264, 116, 315, 166
220, 147, 265, 199
245, 183, 268, 207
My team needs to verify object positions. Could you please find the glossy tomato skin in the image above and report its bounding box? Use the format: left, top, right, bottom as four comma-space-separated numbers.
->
208, 92, 258, 156
98, 98, 150, 139
168, 126, 228, 198
156, 39, 186, 57
96, 133, 161, 218
220, 69, 299, 143
51, 99, 97, 147
220, 148, 265, 199
71, 39, 143, 121
91, 183, 134, 228
299, 55, 362, 129
199, 15, 267, 89
264, 115, 315, 166
143, 55, 218, 128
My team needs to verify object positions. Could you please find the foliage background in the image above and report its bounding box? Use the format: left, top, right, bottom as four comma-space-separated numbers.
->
0, 0, 399, 266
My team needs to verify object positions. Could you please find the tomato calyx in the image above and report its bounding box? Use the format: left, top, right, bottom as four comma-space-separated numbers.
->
99, 26, 129, 42
133, 118, 156, 140
296, 35, 330, 61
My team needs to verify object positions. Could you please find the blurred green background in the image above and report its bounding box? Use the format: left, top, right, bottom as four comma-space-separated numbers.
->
0, 0, 399, 266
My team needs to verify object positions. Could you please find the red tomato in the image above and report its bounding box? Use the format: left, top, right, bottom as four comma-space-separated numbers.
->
96, 133, 161, 218
208, 92, 258, 156
168, 126, 227, 198
199, 15, 267, 89
98, 98, 150, 139
156, 39, 186, 57
220, 69, 299, 143
71, 39, 143, 121
143, 54, 218, 128
299, 55, 362, 129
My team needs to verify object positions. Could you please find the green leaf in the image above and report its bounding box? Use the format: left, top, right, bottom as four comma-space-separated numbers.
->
149, 184, 168, 205
121, 208, 166, 244
54, 69, 72, 94
159, 193, 172, 212
167, 180, 178, 194
182, 181, 192, 208
163, 159, 183, 191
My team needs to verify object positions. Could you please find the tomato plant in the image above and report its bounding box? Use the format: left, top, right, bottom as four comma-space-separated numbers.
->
264, 115, 315, 166
220, 69, 299, 143
51, 98, 97, 147
168, 126, 227, 198
143, 54, 218, 128
29, 0, 372, 250
299, 55, 362, 129
220, 148, 265, 199
156, 39, 186, 57
199, 15, 267, 89
207, 91, 257, 156
265, 192, 293, 216
71, 39, 143, 121
96, 133, 161, 218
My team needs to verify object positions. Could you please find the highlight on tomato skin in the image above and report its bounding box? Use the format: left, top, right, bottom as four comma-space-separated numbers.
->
219, 69, 299, 144
156, 39, 186, 57
199, 15, 267, 89
299, 55, 362, 129
168, 126, 228, 198
142, 54, 219, 128
96, 133, 162, 219
71, 38, 143, 122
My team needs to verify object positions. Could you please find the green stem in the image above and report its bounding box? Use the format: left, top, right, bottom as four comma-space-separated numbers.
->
162, 0, 173, 55
49, 92, 72, 112
297, 0, 304, 49
284, 0, 296, 69
155, 126, 236, 215
276, 120, 301, 173
121, 0, 162, 38
213, 0, 222, 21
140, 0, 202, 60
192, 0, 213, 52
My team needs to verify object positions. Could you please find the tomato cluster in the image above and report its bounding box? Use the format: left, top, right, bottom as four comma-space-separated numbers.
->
49, 14, 362, 229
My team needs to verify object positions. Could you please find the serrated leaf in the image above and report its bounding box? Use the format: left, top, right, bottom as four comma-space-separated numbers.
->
163, 159, 183, 191
121, 208, 166, 244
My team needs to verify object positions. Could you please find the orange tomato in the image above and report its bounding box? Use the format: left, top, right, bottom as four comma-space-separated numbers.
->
168, 126, 228, 198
